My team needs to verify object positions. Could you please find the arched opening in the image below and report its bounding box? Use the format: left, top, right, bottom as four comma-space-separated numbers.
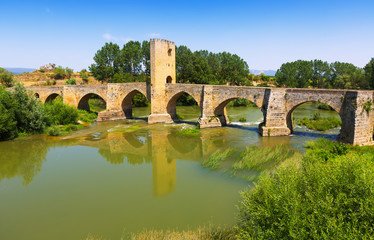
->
121, 90, 150, 119
166, 76, 172, 83
287, 101, 341, 134
215, 98, 262, 126
45, 93, 61, 103
34, 93, 40, 99
78, 93, 106, 113
167, 92, 200, 123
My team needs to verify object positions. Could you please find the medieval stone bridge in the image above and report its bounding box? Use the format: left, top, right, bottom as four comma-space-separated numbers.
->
29, 83, 374, 145
27, 39, 374, 145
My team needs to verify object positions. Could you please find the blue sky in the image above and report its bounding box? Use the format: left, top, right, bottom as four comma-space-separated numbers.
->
1, 0, 373, 71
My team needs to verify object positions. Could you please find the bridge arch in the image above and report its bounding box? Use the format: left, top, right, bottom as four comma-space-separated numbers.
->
166, 90, 201, 122
214, 97, 263, 126
45, 93, 62, 103
121, 89, 150, 118
77, 93, 107, 112
286, 100, 342, 133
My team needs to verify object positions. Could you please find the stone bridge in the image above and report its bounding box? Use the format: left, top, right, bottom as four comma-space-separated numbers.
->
26, 39, 374, 145
29, 83, 374, 145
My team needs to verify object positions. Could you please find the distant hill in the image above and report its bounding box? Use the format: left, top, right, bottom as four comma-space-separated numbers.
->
250, 69, 276, 76
3, 68, 36, 75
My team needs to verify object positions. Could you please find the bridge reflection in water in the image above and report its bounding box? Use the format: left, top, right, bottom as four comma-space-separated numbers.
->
76, 125, 206, 196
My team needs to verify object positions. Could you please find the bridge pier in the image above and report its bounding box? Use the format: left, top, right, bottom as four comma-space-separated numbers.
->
337, 91, 374, 145
259, 89, 291, 136
199, 86, 222, 128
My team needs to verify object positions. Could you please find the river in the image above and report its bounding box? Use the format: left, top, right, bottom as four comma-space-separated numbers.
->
0, 103, 340, 240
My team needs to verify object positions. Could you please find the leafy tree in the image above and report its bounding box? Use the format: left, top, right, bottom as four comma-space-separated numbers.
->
276, 60, 313, 88
12, 83, 48, 134
364, 58, 374, 89
121, 41, 143, 75
141, 40, 151, 76
89, 42, 122, 82
79, 69, 89, 83
0, 68, 13, 87
0, 87, 17, 140
311, 60, 330, 88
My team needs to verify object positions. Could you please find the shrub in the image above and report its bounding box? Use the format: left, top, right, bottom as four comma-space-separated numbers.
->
47, 125, 61, 136
0, 68, 13, 87
44, 98, 78, 125
0, 89, 17, 140
237, 139, 374, 239
65, 78, 76, 85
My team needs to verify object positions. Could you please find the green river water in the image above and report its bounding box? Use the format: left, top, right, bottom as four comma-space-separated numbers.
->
0, 103, 340, 240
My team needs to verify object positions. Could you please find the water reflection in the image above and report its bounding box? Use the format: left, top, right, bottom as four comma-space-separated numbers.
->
0, 103, 342, 195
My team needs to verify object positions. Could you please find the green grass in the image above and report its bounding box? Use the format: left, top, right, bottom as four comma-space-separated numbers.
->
238, 117, 247, 122
202, 144, 299, 181
46, 124, 84, 136
176, 127, 201, 137
202, 148, 237, 170
297, 115, 341, 131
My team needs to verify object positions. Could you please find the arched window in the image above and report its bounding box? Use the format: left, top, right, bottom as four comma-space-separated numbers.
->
168, 48, 172, 56
166, 76, 172, 83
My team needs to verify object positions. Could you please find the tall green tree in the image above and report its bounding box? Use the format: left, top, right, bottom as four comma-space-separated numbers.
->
364, 58, 374, 89
275, 60, 313, 88
89, 42, 122, 82
0, 68, 13, 87
311, 60, 330, 88
142, 40, 151, 76
121, 41, 143, 75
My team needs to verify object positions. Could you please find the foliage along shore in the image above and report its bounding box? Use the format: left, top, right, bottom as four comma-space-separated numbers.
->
0, 83, 97, 141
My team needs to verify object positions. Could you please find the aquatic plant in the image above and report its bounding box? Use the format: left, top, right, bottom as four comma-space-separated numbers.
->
176, 127, 201, 137
202, 148, 237, 170
238, 117, 246, 122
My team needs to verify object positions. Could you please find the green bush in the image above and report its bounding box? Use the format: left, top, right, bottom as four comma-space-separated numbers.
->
47, 125, 61, 136
65, 78, 77, 85
44, 98, 78, 125
238, 117, 246, 122
77, 109, 97, 123
0, 89, 17, 140
237, 139, 374, 239
0, 68, 13, 87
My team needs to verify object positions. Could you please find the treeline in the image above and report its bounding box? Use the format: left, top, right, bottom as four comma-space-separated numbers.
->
89, 41, 252, 86
276, 59, 374, 89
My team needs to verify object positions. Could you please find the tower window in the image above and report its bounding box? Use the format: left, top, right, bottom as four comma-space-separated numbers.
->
166, 76, 172, 83
168, 49, 172, 56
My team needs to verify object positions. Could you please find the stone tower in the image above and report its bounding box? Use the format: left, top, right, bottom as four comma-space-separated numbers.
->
148, 39, 176, 124
150, 39, 176, 85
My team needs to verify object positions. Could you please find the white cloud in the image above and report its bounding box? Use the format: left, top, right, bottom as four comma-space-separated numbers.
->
102, 34, 134, 43
147, 33, 161, 38
102, 33, 118, 41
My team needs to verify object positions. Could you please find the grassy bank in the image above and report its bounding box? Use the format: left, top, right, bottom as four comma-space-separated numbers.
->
296, 113, 341, 131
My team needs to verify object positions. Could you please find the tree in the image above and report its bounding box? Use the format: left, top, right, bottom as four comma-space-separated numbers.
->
121, 41, 143, 75
79, 69, 89, 83
89, 42, 122, 82
364, 58, 374, 89
311, 60, 330, 88
0, 68, 13, 87
141, 40, 151, 76
276, 60, 313, 88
